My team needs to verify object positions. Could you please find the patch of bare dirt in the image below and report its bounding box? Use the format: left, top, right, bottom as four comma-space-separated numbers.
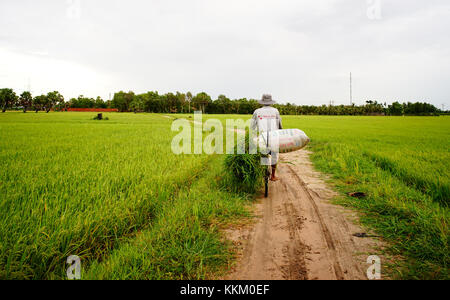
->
224, 150, 383, 280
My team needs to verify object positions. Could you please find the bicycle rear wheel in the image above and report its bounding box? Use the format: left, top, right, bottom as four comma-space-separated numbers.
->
264, 167, 270, 197
265, 178, 269, 197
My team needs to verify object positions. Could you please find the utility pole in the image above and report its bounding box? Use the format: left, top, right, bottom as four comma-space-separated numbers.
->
26, 77, 32, 93
350, 72, 353, 105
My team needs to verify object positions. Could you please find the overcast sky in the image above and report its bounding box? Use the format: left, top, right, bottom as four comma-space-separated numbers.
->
1, 0, 449, 107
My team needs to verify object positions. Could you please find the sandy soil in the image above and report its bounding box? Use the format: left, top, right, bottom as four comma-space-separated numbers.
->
224, 150, 383, 280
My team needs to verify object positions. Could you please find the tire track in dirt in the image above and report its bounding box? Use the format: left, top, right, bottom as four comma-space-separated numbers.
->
224, 150, 383, 280
284, 165, 345, 280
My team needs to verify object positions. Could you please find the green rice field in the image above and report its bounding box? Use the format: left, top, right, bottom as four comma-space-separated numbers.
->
0, 112, 448, 279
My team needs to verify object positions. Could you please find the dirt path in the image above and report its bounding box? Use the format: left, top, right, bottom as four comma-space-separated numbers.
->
224, 150, 382, 280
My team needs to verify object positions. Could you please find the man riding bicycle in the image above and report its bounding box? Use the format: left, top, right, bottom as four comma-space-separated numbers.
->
251, 94, 283, 182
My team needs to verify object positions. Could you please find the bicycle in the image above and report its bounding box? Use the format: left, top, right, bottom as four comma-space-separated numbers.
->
262, 131, 271, 198
264, 154, 271, 198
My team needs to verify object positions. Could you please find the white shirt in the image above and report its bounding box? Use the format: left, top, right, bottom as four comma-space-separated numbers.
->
251, 106, 283, 133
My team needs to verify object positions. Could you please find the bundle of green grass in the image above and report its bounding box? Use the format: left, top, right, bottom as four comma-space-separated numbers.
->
224, 134, 264, 194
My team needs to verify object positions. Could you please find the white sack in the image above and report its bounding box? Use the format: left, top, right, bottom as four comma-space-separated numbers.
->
256, 129, 310, 154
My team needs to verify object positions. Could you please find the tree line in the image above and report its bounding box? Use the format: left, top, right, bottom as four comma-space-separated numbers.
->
0, 89, 64, 113
275, 100, 442, 116
0, 88, 444, 116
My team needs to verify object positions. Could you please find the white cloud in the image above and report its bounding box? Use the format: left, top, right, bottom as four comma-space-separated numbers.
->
0, 47, 114, 99
0, 0, 449, 106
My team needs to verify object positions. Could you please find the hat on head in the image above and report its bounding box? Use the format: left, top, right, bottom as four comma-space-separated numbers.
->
259, 94, 276, 105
